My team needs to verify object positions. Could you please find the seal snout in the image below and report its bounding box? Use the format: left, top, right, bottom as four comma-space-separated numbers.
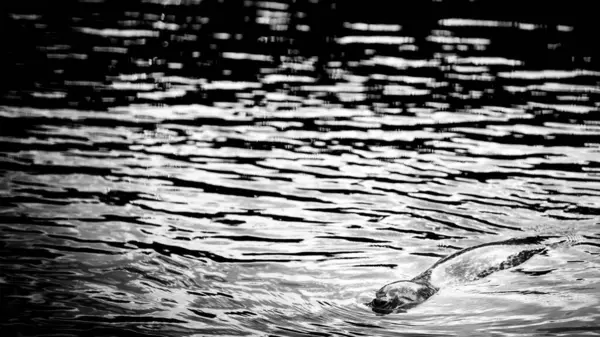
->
368, 296, 400, 314
369, 292, 400, 309
371, 297, 390, 308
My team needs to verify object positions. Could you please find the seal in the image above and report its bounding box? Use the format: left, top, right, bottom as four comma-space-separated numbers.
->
368, 236, 568, 314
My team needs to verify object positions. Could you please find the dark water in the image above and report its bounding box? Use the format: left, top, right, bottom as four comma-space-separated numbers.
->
1, 1, 600, 336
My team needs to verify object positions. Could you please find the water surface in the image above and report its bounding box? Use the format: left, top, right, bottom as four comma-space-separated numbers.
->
1, 1, 600, 336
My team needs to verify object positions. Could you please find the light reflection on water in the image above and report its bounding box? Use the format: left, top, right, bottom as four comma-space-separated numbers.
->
2, 0, 600, 336
2, 102, 599, 336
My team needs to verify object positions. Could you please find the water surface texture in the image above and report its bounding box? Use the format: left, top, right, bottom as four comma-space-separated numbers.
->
1, 1, 600, 336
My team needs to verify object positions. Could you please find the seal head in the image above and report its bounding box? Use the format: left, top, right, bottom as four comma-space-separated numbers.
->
368, 280, 437, 314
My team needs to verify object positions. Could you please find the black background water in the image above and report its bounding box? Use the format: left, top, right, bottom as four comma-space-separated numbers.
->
1, 0, 600, 336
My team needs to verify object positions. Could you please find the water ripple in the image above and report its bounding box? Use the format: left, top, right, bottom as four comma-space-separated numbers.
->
2, 1, 600, 336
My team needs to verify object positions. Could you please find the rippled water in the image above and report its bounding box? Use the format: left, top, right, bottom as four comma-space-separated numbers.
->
2, 1, 600, 336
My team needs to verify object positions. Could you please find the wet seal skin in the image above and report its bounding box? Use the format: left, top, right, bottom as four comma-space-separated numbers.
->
367, 236, 576, 314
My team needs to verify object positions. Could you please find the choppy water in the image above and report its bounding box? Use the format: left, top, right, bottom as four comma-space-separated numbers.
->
2, 1, 600, 336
